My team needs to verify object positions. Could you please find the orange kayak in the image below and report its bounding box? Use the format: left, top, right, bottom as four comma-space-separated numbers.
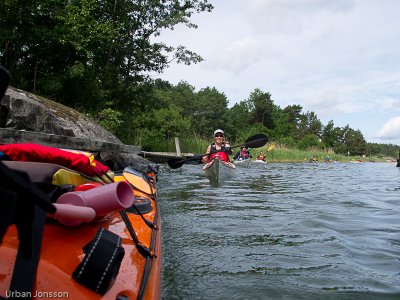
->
0, 155, 161, 299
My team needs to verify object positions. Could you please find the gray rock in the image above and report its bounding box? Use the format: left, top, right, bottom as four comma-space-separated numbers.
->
1, 87, 121, 143
1, 87, 153, 171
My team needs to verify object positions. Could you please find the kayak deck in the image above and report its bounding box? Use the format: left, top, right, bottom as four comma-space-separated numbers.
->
0, 159, 161, 300
203, 158, 236, 184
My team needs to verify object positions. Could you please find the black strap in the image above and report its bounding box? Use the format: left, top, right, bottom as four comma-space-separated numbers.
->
0, 189, 17, 242
0, 161, 56, 299
8, 207, 47, 300
120, 210, 152, 258
72, 228, 125, 295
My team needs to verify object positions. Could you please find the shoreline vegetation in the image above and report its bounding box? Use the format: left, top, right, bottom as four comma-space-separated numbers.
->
252, 146, 391, 163
161, 138, 396, 164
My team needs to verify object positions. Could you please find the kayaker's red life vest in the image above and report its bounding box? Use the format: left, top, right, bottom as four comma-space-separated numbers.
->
240, 149, 249, 159
209, 142, 229, 162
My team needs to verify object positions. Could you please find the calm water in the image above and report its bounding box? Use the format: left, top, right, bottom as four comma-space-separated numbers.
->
157, 162, 400, 300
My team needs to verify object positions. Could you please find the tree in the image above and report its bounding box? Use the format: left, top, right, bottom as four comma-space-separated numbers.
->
195, 87, 230, 137
0, 0, 214, 110
246, 88, 275, 129
334, 125, 367, 155
157, 81, 197, 116
344, 128, 367, 155
283, 104, 303, 137
297, 111, 322, 139
270, 107, 292, 141
298, 134, 323, 150
228, 101, 251, 140
321, 120, 340, 148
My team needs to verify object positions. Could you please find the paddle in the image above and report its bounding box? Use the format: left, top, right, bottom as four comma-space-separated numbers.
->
167, 133, 268, 169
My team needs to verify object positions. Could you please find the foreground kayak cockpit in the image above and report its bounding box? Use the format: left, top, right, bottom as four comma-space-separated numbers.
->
0, 143, 161, 300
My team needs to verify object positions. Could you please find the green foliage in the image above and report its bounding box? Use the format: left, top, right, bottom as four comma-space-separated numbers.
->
150, 108, 192, 139
1, 0, 214, 109
283, 104, 302, 137
246, 88, 275, 129
264, 146, 386, 163
227, 101, 250, 140
321, 120, 337, 148
261, 147, 313, 162
128, 107, 191, 150
174, 137, 209, 154
94, 108, 123, 135
297, 111, 322, 139
367, 143, 398, 158
332, 125, 367, 155
196, 87, 230, 135
278, 136, 297, 148
298, 134, 323, 150
270, 108, 292, 140
132, 128, 165, 152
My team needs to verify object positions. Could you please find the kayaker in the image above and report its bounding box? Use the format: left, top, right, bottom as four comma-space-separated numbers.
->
233, 146, 251, 161
256, 151, 266, 161
202, 129, 233, 163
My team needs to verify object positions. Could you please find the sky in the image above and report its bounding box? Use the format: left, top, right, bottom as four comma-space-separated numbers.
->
153, 0, 400, 145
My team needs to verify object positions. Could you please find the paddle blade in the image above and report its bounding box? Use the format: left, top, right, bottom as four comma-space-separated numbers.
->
167, 155, 203, 169
167, 157, 186, 169
243, 134, 268, 149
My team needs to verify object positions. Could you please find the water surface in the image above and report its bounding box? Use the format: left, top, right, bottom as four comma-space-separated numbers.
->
158, 162, 400, 299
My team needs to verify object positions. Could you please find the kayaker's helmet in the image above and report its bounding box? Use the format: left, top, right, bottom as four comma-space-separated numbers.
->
214, 129, 224, 136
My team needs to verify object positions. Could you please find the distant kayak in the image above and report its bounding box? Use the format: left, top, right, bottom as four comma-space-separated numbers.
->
254, 159, 267, 164
233, 158, 250, 167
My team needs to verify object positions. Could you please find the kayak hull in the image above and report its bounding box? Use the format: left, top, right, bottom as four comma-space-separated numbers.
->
233, 159, 250, 168
253, 159, 267, 164
203, 158, 236, 184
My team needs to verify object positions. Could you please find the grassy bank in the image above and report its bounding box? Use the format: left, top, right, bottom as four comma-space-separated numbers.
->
249, 144, 390, 163
156, 138, 393, 163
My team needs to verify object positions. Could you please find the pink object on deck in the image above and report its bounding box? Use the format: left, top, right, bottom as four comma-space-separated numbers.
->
56, 181, 134, 224
51, 203, 96, 226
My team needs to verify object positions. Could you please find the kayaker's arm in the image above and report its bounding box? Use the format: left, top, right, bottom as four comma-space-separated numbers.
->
201, 145, 212, 163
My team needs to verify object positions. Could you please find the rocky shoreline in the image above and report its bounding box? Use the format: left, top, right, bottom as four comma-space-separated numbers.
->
0, 87, 152, 172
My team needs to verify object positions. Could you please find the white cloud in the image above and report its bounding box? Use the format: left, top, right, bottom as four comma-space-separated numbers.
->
377, 117, 400, 141
154, 0, 400, 145
213, 37, 264, 73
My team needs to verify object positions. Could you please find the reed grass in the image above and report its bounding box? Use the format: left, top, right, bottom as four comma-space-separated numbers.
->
250, 144, 387, 163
